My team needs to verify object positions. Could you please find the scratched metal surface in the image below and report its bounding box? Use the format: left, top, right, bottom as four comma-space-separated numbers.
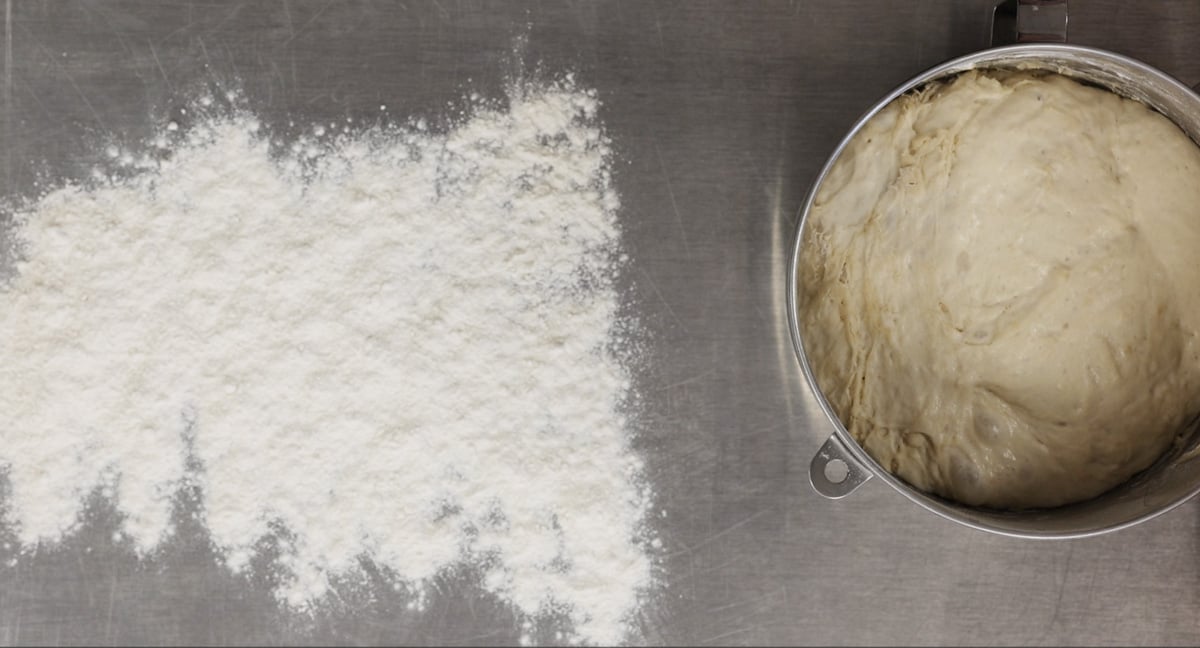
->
1, 1, 1200, 645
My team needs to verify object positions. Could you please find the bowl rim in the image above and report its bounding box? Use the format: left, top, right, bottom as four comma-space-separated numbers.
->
786, 42, 1200, 538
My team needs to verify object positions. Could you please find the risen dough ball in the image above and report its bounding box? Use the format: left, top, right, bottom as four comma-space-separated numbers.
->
800, 70, 1200, 509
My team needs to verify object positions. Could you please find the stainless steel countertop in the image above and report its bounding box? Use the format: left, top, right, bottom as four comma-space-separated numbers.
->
2, 1, 1200, 645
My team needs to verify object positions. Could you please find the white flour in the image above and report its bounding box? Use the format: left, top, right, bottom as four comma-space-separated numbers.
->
0, 80, 652, 645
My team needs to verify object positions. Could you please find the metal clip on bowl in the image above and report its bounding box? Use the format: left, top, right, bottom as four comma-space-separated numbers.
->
992, 0, 1068, 46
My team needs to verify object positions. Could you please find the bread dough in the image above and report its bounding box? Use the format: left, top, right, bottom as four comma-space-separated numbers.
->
799, 70, 1200, 509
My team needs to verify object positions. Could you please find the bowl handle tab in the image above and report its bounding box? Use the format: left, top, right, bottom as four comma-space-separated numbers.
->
992, 0, 1069, 47
809, 434, 873, 499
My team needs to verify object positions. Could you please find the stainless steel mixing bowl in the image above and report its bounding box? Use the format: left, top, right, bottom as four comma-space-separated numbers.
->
787, 43, 1200, 538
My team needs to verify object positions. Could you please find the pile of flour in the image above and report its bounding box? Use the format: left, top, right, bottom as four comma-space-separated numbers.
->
0, 79, 652, 645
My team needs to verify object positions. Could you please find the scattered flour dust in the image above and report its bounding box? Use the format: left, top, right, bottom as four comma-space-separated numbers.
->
0, 79, 654, 645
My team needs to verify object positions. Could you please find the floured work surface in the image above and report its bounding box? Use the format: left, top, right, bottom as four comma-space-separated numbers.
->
5, 2, 1200, 647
